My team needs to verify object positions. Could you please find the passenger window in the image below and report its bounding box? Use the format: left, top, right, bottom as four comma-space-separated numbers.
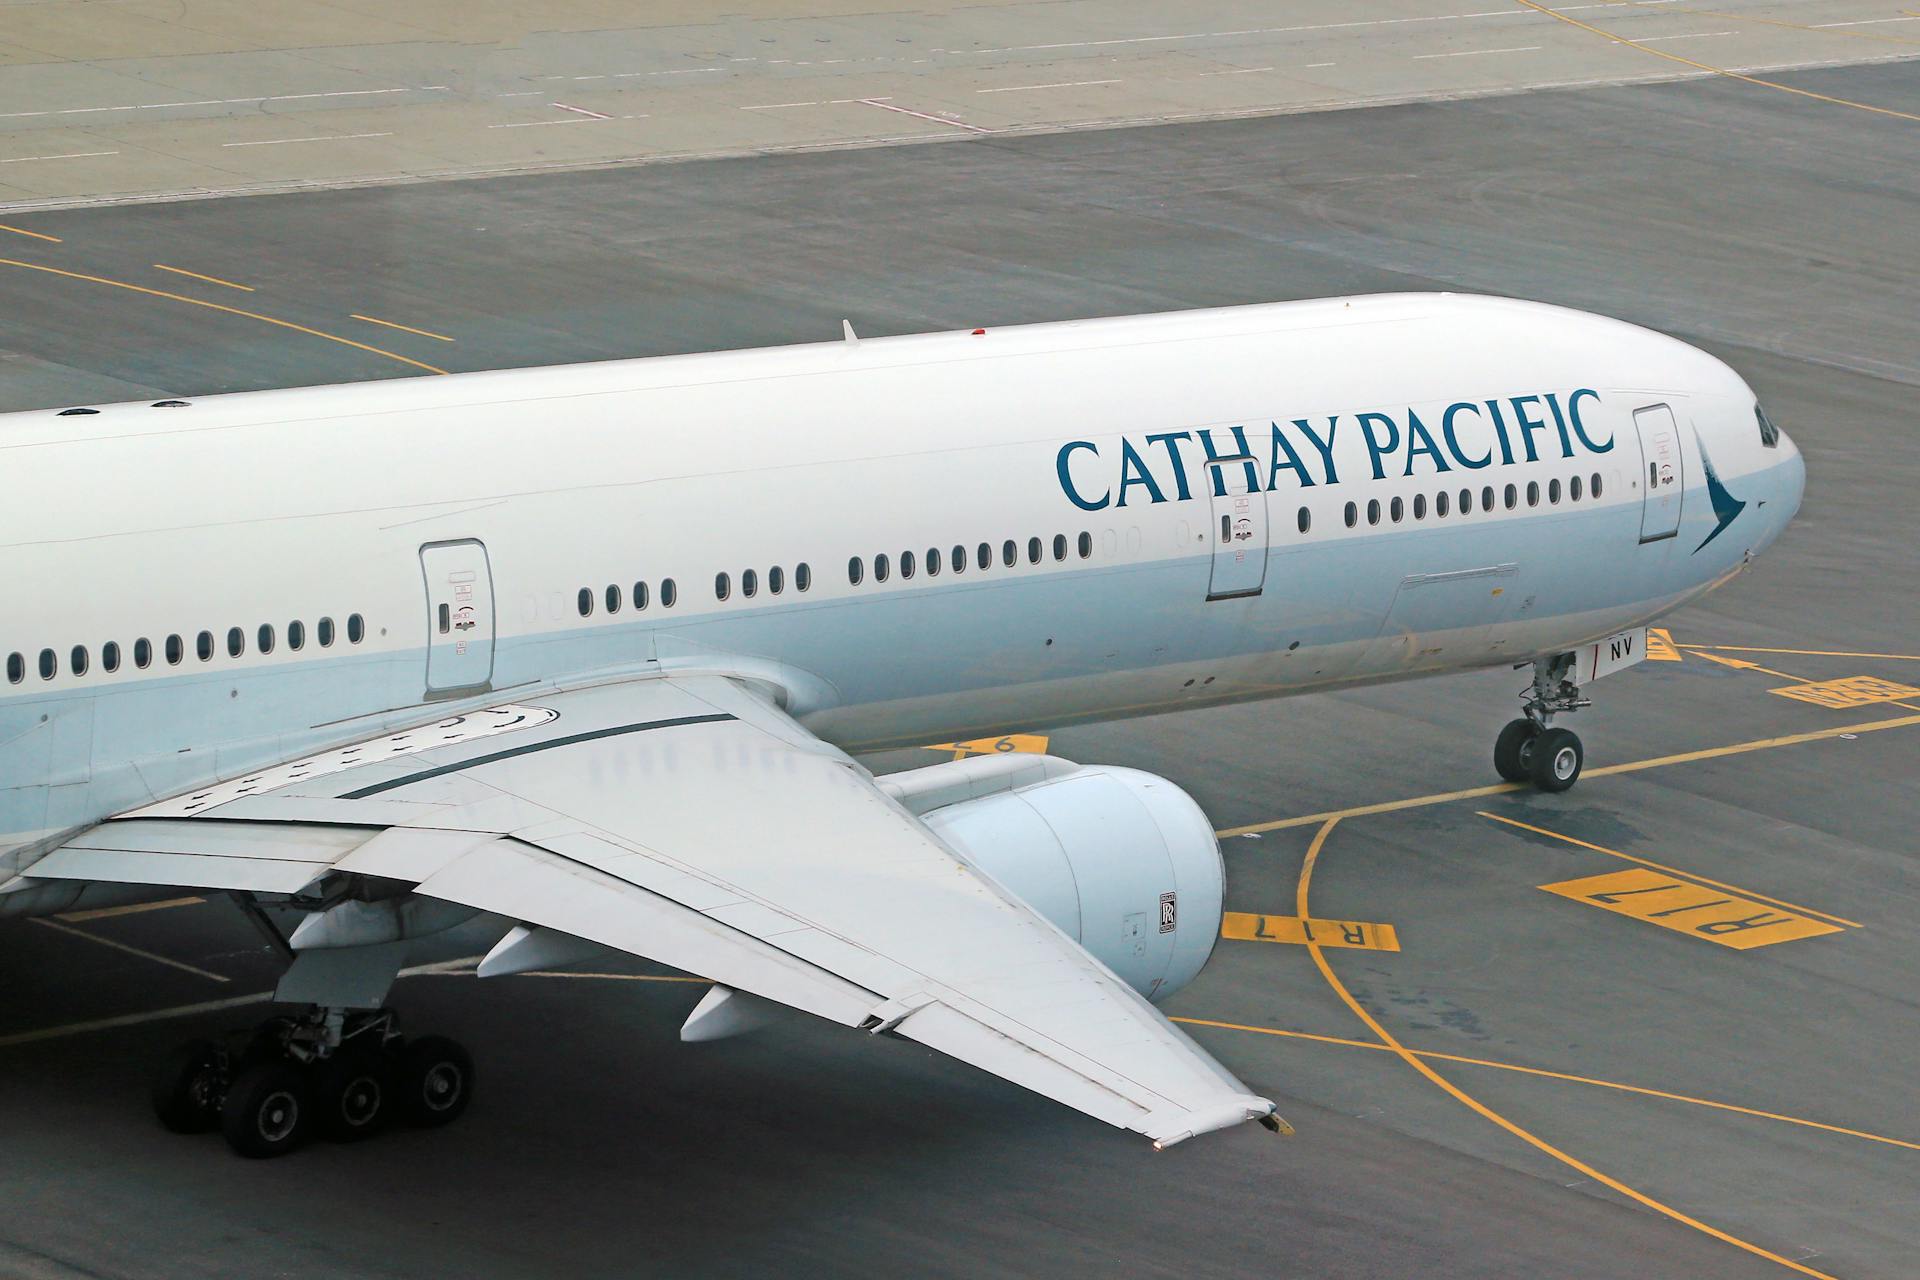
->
661, 579, 678, 608
901, 551, 915, 579
258, 624, 274, 655
1003, 540, 1017, 567
1436, 491, 1450, 518
1388, 496, 1402, 523
1481, 485, 1495, 512
1459, 488, 1472, 514
167, 634, 184, 665
1503, 484, 1518, 510
287, 621, 304, 651
1367, 498, 1381, 526
196, 631, 213, 661
977, 542, 991, 571
1549, 478, 1562, 504
1570, 475, 1584, 502
438, 603, 451, 634
874, 554, 890, 582
317, 617, 335, 647
103, 641, 120, 673
606, 584, 622, 614
953, 545, 967, 574
1027, 537, 1042, 564
1051, 534, 1067, 561
1077, 531, 1092, 558
743, 568, 758, 597
577, 588, 594, 617
71, 645, 88, 677
634, 581, 651, 610
1592, 472, 1603, 498
39, 648, 55, 680
848, 557, 864, 586
1344, 501, 1357, 528
227, 627, 244, 658
1297, 506, 1311, 534
1526, 481, 1540, 507
769, 566, 785, 595
715, 572, 732, 601
6, 652, 21, 684
796, 563, 811, 592
135, 638, 154, 668
347, 614, 365, 643
923, 549, 939, 577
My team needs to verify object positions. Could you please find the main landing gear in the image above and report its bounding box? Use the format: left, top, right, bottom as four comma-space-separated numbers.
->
152, 1007, 472, 1158
1494, 654, 1589, 793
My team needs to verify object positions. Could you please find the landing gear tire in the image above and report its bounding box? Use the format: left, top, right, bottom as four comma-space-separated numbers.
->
400, 1035, 472, 1128
1493, 719, 1539, 783
314, 1047, 394, 1142
222, 1060, 312, 1158
151, 1039, 223, 1134
1529, 727, 1584, 793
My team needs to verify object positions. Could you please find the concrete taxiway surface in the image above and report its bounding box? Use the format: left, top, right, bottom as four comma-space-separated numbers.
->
3, 34, 1919, 1280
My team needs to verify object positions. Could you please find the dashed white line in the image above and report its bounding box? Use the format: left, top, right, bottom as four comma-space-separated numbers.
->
221, 132, 393, 148
976, 78, 1122, 93
1201, 66, 1275, 76
1633, 31, 1735, 43
1305, 62, 1337, 68
488, 118, 597, 128
0, 86, 449, 121
1413, 45, 1542, 58
0, 150, 119, 164
1813, 15, 1920, 27
741, 101, 820, 110
551, 102, 612, 119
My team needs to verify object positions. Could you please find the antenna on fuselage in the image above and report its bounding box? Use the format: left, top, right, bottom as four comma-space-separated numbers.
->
842, 319, 858, 346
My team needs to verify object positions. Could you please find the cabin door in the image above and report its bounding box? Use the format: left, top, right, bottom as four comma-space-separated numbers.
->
420, 539, 496, 696
1633, 404, 1684, 543
1205, 457, 1268, 600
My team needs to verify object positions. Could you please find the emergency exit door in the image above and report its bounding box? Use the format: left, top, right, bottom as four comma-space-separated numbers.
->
420, 539, 495, 695
1205, 457, 1267, 600
1633, 405, 1684, 543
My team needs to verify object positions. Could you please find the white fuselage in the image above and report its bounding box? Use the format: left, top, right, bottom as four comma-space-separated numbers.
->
0, 294, 1804, 877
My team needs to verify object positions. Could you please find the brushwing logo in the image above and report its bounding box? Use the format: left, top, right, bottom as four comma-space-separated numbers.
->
1693, 434, 1747, 553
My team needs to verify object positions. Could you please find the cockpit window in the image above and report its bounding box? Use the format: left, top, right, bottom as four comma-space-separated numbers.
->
1755, 404, 1780, 448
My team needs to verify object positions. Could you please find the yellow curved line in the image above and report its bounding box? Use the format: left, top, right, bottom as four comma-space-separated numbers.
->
1295, 816, 1842, 1279
1513, 0, 1920, 123
1173, 1016, 1920, 1155
1681, 644, 1920, 662
0, 257, 449, 375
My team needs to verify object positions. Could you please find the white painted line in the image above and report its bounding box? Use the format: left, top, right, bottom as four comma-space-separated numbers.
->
1633, 31, 1735, 43
498, 91, 543, 98
487, 119, 597, 129
1305, 62, 1337, 68
30, 917, 228, 983
1202, 66, 1275, 75
741, 101, 820, 110
860, 98, 995, 133
614, 67, 723, 77
0, 86, 449, 121
0, 150, 119, 164
0, 956, 484, 1050
977, 78, 1122, 94
551, 102, 612, 120
1413, 45, 1542, 58
1814, 15, 1920, 27
221, 132, 393, 148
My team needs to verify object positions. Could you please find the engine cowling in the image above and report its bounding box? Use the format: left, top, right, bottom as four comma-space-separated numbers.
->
914, 763, 1223, 1003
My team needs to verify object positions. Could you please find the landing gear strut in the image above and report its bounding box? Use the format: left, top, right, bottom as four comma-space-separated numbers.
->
151, 1007, 473, 1158
1493, 654, 1587, 793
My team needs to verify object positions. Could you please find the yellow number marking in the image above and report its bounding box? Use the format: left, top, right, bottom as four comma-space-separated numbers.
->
1770, 675, 1920, 709
1540, 868, 1843, 950
924, 733, 1050, 760
1219, 912, 1400, 952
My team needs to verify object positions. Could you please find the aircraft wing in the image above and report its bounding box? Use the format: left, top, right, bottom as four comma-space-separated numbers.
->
30, 674, 1275, 1147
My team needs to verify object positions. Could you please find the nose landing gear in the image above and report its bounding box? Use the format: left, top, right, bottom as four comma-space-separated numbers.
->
1493, 655, 1588, 793
151, 1007, 472, 1158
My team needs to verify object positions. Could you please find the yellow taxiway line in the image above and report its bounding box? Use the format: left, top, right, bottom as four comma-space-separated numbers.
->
1294, 815, 1840, 1279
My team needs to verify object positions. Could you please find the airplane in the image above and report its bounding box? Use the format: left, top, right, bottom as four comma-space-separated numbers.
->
0, 292, 1803, 1158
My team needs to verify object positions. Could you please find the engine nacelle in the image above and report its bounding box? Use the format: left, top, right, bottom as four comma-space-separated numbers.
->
914, 763, 1223, 1003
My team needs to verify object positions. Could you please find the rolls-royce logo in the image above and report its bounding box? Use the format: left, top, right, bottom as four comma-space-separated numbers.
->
1159, 892, 1177, 933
